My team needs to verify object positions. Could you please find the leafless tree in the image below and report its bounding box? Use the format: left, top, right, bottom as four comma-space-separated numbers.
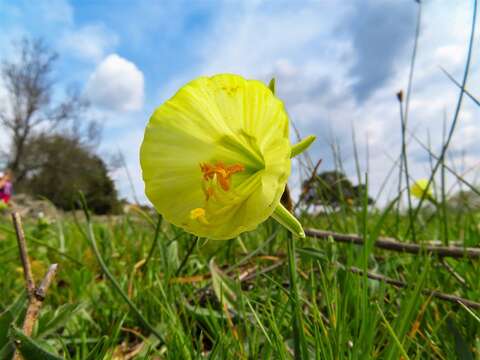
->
0, 37, 97, 182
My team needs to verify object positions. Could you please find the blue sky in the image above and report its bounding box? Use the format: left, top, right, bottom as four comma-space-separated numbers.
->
0, 0, 479, 204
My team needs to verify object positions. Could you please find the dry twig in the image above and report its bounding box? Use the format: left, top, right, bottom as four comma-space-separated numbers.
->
347, 266, 480, 309
305, 228, 480, 259
440, 258, 468, 287
21, 264, 58, 337
12, 212, 58, 360
12, 213, 35, 295
294, 159, 322, 211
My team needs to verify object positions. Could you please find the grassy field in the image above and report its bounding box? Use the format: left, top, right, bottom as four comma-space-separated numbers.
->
0, 197, 479, 359
0, 3, 479, 359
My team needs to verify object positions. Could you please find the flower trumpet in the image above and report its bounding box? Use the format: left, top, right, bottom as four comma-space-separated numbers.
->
140, 74, 315, 240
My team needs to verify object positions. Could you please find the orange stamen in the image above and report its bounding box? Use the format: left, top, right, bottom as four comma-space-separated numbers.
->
200, 161, 245, 196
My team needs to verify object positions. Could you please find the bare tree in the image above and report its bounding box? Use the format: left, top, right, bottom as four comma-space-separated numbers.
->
0, 37, 94, 182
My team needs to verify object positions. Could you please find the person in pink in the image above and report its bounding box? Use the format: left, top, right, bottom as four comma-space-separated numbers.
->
0, 170, 13, 204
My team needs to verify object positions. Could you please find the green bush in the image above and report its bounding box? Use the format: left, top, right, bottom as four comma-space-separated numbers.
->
19, 134, 120, 214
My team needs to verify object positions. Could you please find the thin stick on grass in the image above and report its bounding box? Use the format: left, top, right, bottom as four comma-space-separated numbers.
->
231, 250, 480, 311
440, 258, 468, 288
12, 213, 35, 295
236, 256, 480, 310
240, 260, 285, 282
348, 266, 480, 310
305, 228, 480, 259
12, 212, 59, 360
21, 264, 58, 336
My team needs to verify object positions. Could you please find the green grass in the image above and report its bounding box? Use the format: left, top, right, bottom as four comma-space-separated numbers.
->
0, 200, 479, 359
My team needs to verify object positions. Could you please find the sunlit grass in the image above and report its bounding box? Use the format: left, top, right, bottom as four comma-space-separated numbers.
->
1, 1, 479, 359
0, 198, 479, 359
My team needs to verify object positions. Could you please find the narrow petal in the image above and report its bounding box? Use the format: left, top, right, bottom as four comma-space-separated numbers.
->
272, 203, 305, 238
291, 135, 316, 158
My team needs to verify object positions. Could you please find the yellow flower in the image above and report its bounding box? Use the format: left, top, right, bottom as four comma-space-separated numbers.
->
140, 74, 314, 240
410, 179, 433, 200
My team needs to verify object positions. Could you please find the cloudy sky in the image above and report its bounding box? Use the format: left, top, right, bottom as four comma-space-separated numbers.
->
0, 0, 478, 204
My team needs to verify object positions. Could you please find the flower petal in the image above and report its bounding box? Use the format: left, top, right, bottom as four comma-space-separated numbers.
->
272, 203, 305, 238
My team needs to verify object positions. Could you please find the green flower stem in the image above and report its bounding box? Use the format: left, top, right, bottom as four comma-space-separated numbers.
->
275, 199, 308, 358
287, 232, 307, 359
144, 214, 163, 268
175, 236, 199, 276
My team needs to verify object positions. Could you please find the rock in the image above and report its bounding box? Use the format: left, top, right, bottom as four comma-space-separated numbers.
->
5, 193, 61, 219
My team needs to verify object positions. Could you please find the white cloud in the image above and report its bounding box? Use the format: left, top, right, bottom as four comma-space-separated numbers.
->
60, 24, 118, 62
434, 45, 465, 68
85, 54, 144, 112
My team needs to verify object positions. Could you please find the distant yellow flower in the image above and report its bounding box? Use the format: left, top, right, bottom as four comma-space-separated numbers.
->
16, 259, 46, 280
140, 74, 314, 240
410, 179, 433, 200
